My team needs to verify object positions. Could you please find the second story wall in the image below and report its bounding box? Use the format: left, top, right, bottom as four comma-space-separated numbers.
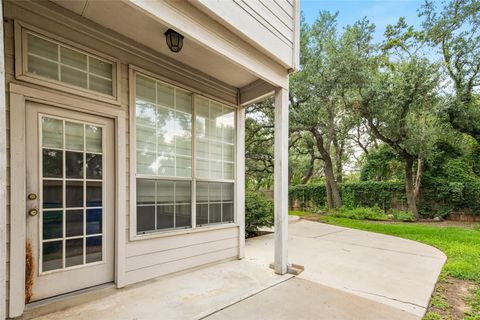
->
191, 0, 300, 71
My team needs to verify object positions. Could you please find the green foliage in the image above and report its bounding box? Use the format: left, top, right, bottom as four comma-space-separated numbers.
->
290, 179, 480, 217
329, 207, 389, 221
465, 288, 480, 320
290, 181, 405, 211
423, 312, 442, 320
360, 145, 404, 181
388, 209, 416, 222
245, 191, 273, 237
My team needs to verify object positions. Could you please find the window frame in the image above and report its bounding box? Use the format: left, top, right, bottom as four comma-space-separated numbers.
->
129, 67, 238, 240
14, 21, 121, 105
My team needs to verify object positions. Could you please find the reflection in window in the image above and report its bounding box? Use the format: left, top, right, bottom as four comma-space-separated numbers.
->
134, 73, 235, 234
26, 32, 114, 96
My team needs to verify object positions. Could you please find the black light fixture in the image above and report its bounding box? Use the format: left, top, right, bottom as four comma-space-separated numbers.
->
165, 29, 184, 53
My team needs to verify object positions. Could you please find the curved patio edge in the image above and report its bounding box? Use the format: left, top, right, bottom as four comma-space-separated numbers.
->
246, 219, 447, 318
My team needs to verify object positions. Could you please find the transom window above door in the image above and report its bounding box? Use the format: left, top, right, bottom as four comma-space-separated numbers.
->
133, 71, 236, 235
15, 23, 120, 104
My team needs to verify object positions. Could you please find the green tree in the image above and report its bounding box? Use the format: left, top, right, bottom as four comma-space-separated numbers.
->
421, 0, 480, 142
341, 19, 441, 217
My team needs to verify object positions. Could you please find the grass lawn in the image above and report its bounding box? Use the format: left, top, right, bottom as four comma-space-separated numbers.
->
290, 211, 480, 320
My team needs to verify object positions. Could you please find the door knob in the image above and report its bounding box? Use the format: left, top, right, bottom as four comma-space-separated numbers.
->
28, 209, 39, 216
27, 193, 37, 200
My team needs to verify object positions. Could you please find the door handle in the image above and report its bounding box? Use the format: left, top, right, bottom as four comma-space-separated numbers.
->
28, 209, 39, 216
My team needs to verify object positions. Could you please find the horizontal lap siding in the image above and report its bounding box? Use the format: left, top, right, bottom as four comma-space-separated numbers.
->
3, 16, 14, 316
125, 228, 239, 284
4, 1, 240, 314
195, 0, 295, 67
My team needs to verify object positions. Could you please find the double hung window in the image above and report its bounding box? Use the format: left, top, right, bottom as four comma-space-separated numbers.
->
134, 72, 235, 234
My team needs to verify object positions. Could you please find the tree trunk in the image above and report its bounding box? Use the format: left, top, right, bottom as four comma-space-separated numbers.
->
335, 144, 343, 183
300, 155, 315, 184
324, 174, 334, 209
404, 156, 419, 218
312, 129, 342, 209
324, 156, 342, 208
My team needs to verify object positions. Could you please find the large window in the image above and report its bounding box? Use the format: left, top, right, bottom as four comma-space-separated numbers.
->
134, 72, 235, 234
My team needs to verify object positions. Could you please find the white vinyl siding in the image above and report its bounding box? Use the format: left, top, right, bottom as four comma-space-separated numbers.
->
193, 0, 297, 67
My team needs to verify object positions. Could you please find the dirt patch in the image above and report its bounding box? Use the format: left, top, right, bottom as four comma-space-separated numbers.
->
427, 276, 479, 319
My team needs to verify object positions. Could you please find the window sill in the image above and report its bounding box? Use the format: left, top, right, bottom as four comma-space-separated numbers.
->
129, 223, 239, 242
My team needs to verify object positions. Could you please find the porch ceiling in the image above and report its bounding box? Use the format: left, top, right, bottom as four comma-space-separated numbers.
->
51, 0, 258, 88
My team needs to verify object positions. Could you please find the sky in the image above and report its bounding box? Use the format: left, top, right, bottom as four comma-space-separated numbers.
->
301, 0, 426, 42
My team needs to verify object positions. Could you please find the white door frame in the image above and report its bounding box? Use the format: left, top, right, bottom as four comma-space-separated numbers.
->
8, 83, 127, 317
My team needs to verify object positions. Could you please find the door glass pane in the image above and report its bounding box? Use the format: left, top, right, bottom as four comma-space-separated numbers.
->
43, 211, 63, 239
86, 209, 102, 235
43, 180, 63, 208
85, 125, 102, 153
42, 117, 63, 148
86, 236, 102, 263
66, 210, 84, 237
66, 151, 84, 179
66, 181, 84, 208
43, 241, 63, 271
65, 122, 84, 150
66, 238, 84, 267
43, 149, 63, 178
86, 153, 102, 179
86, 181, 102, 207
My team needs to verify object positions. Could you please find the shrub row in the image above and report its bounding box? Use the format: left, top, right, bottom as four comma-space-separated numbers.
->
289, 180, 480, 217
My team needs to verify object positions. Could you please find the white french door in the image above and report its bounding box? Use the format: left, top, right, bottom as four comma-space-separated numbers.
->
25, 101, 114, 301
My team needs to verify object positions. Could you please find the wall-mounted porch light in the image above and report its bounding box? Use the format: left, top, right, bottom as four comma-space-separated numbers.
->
165, 29, 184, 53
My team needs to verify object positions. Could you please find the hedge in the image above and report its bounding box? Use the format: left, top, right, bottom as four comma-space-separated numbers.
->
289, 180, 480, 217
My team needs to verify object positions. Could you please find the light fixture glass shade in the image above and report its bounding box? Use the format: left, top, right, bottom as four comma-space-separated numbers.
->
165, 29, 184, 53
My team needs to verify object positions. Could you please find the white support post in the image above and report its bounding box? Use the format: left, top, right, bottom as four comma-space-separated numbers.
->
236, 107, 246, 259
274, 87, 289, 275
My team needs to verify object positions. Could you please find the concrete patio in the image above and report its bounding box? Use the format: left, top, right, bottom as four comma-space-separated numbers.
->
27, 219, 446, 320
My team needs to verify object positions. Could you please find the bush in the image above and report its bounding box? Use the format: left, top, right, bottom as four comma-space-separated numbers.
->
245, 191, 274, 237
290, 180, 480, 217
329, 207, 389, 221
388, 209, 416, 222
